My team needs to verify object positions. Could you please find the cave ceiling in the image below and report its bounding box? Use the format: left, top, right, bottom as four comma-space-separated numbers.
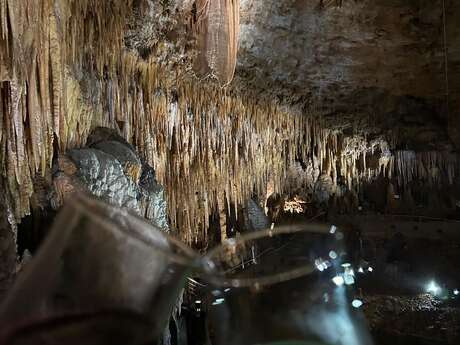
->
233, 0, 459, 149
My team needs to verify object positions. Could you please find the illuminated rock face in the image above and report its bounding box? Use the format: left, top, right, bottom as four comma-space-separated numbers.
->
51, 128, 169, 232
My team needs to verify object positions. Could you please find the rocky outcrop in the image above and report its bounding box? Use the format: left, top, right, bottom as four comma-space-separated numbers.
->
51, 128, 170, 232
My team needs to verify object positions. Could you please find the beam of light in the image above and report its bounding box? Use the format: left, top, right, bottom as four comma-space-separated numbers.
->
305, 287, 373, 345
426, 281, 441, 295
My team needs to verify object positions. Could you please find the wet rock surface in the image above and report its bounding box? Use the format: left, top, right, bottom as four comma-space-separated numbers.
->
51, 128, 169, 232
67, 148, 141, 212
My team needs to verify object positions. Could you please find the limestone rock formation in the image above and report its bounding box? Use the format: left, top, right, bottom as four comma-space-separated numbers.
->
51, 129, 170, 232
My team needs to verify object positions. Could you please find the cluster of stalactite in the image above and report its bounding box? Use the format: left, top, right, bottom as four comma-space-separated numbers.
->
0, 0, 133, 219
102, 53, 322, 244
393, 150, 458, 187
284, 134, 459, 202
1, 0, 459, 245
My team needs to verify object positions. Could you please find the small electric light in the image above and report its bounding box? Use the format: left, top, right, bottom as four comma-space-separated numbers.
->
212, 298, 225, 306
358, 267, 364, 273
315, 259, 326, 272
315, 258, 330, 272
352, 299, 363, 308
426, 281, 441, 296
224, 288, 231, 292
332, 275, 345, 286
368, 267, 373, 272
329, 250, 338, 259
344, 267, 355, 285
454, 289, 459, 296
330, 225, 337, 234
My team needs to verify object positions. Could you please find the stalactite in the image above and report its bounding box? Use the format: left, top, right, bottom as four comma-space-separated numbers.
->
218, 192, 227, 242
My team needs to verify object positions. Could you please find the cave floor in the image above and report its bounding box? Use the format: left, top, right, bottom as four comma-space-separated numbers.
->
202, 214, 460, 345
331, 214, 460, 345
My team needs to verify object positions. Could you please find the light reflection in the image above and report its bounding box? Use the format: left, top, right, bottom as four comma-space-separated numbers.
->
352, 299, 363, 308
426, 281, 441, 296
306, 286, 373, 345
332, 275, 345, 286
344, 267, 355, 285
330, 225, 337, 234
212, 298, 225, 306
329, 250, 338, 259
